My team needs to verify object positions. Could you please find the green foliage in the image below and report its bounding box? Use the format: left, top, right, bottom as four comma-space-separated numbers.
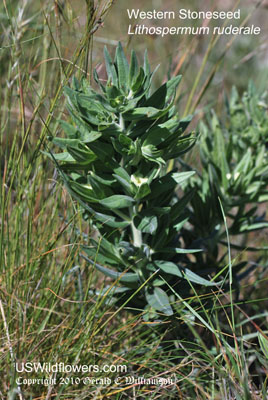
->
50, 43, 219, 317
200, 83, 268, 207
181, 83, 268, 279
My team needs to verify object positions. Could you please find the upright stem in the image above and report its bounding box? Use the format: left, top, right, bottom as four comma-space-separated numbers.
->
119, 113, 142, 247
130, 206, 142, 248
119, 113, 125, 131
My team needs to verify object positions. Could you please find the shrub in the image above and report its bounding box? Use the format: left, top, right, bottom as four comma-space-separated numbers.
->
48, 43, 219, 318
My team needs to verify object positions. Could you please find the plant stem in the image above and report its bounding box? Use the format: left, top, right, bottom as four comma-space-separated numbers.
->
130, 206, 142, 248
119, 113, 125, 131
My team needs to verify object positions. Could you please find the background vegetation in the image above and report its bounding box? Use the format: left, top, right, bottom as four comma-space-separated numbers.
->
0, 0, 268, 399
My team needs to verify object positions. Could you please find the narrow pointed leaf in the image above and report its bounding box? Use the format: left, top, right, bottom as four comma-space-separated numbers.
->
99, 195, 135, 209
115, 42, 129, 90
154, 261, 220, 286
129, 50, 139, 86
104, 46, 118, 85
83, 256, 139, 283
145, 287, 173, 316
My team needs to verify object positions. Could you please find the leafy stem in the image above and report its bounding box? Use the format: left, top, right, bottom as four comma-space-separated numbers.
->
50, 43, 221, 318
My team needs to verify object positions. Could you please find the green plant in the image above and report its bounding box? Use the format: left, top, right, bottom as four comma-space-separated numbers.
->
48, 43, 220, 318
180, 83, 268, 280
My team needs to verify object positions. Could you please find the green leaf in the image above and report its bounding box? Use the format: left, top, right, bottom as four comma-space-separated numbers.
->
72, 75, 80, 90
131, 67, 145, 92
59, 120, 77, 138
80, 110, 102, 126
93, 68, 106, 92
52, 128, 102, 148
143, 49, 150, 75
99, 195, 135, 209
104, 46, 118, 85
135, 183, 151, 200
81, 131, 102, 143
92, 211, 130, 228
129, 50, 139, 86
88, 175, 113, 199
95, 264, 139, 283
83, 256, 139, 283
88, 141, 114, 161
239, 222, 268, 232
158, 247, 202, 254
59, 172, 128, 228
96, 237, 121, 258
113, 167, 132, 183
106, 84, 121, 102
92, 285, 132, 300
181, 268, 221, 287
145, 287, 173, 316
65, 108, 96, 141
77, 93, 112, 113
152, 278, 166, 287
234, 148, 252, 176
64, 86, 79, 110
170, 190, 195, 220
143, 126, 173, 147
89, 172, 115, 186
145, 75, 182, 108
119, 134, 133, 148
67, 143, 97, 164
115, 42, 129, 91
174, 218, 188, 231
147, 174, 176, 199
69, 180, 99, 203
45, 151, 75, 162
123, 107, 160, 121
141, 145, 165, 165
176, 115, 192, 133
165, 135, 196, 159
154, 261, 219, 286
124, 102, 173, 121
134, 213, 158, 235
82, 244, 122, 267
171, 171, 196, 185
50, 137, 82, 149
113, 174, 133, 195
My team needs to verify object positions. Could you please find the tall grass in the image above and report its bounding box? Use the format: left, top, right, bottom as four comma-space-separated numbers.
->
1, 0, 268, 399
